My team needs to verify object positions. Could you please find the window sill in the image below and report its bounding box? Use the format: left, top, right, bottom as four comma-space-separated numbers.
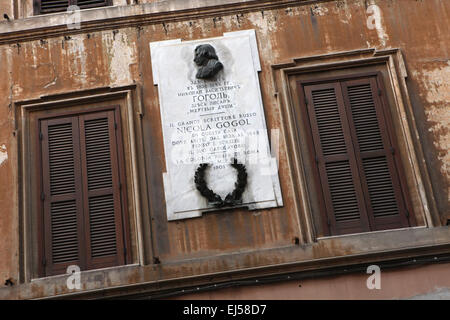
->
316, 226, 427, 241
2, 226, 449, 299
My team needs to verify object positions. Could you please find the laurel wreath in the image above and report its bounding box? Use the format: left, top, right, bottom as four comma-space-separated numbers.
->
194, 158, 248, 208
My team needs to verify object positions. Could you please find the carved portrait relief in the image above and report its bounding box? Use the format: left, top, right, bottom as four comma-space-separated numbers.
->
194, 44, 224, 79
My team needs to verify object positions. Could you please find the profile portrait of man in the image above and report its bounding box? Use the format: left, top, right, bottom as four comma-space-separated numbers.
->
193, 44, 224, 79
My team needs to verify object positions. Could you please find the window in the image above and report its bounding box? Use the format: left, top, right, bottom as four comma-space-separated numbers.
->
38, 107, 129, 276
34, 0, 112, 15
298, 73, 415, 236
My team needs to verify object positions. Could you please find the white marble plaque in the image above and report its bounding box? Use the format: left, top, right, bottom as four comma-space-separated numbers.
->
150, 30, 283, 221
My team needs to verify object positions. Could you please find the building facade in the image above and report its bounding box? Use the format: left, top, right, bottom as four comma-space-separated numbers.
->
0, 0, 448, 299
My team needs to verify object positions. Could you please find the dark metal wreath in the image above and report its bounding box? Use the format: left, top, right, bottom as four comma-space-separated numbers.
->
194, 158, 248, 208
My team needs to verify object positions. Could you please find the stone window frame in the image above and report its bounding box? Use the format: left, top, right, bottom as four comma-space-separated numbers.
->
33, 0, 113, 15
14, 84, 149, 282
271, 48, 440, 243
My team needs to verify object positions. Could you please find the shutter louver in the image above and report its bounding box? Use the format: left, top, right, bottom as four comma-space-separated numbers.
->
326, 161, 360, 222
84, 118, 116, 258
362, 157, 399, 218
51, 200, 79, 264
312, 88, 347, 156
48, 123, 76, 196
89, 194, 117, 257
346, 84, 384, 153
85, 118, 113, 191
301, 74, 412, 236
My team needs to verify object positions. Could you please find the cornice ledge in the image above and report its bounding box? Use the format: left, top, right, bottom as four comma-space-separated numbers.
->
0, 0, 332, 44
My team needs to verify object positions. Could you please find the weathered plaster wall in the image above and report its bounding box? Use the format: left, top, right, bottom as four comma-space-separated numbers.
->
172, 262, 450, 300
0, 0, 448, 298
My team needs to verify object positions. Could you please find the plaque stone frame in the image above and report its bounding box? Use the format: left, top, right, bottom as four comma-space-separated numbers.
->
150, 30, 283, 221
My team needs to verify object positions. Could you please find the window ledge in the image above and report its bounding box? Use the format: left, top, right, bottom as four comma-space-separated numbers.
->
0, 0, 330, 42
1, 225, 448, 299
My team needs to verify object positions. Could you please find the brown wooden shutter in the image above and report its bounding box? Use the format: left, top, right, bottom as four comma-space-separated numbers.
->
304, 83, 370, 235
35, 0, 111, 14
79, 111, 125, 270
301, 74, 413, 236
39, 108, 127, 276
341, 77, 410, 231
40, 116, 86, 276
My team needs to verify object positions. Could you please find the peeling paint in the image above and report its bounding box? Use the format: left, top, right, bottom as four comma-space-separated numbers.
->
366, 3, 389, 47
0, 144, 7, 166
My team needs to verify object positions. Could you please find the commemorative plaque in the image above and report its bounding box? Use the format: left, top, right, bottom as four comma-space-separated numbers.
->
150, 30, 283, 220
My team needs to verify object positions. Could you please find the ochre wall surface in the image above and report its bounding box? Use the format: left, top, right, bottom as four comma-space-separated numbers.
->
173, 262, 450, 300
0, 0, 448, 298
